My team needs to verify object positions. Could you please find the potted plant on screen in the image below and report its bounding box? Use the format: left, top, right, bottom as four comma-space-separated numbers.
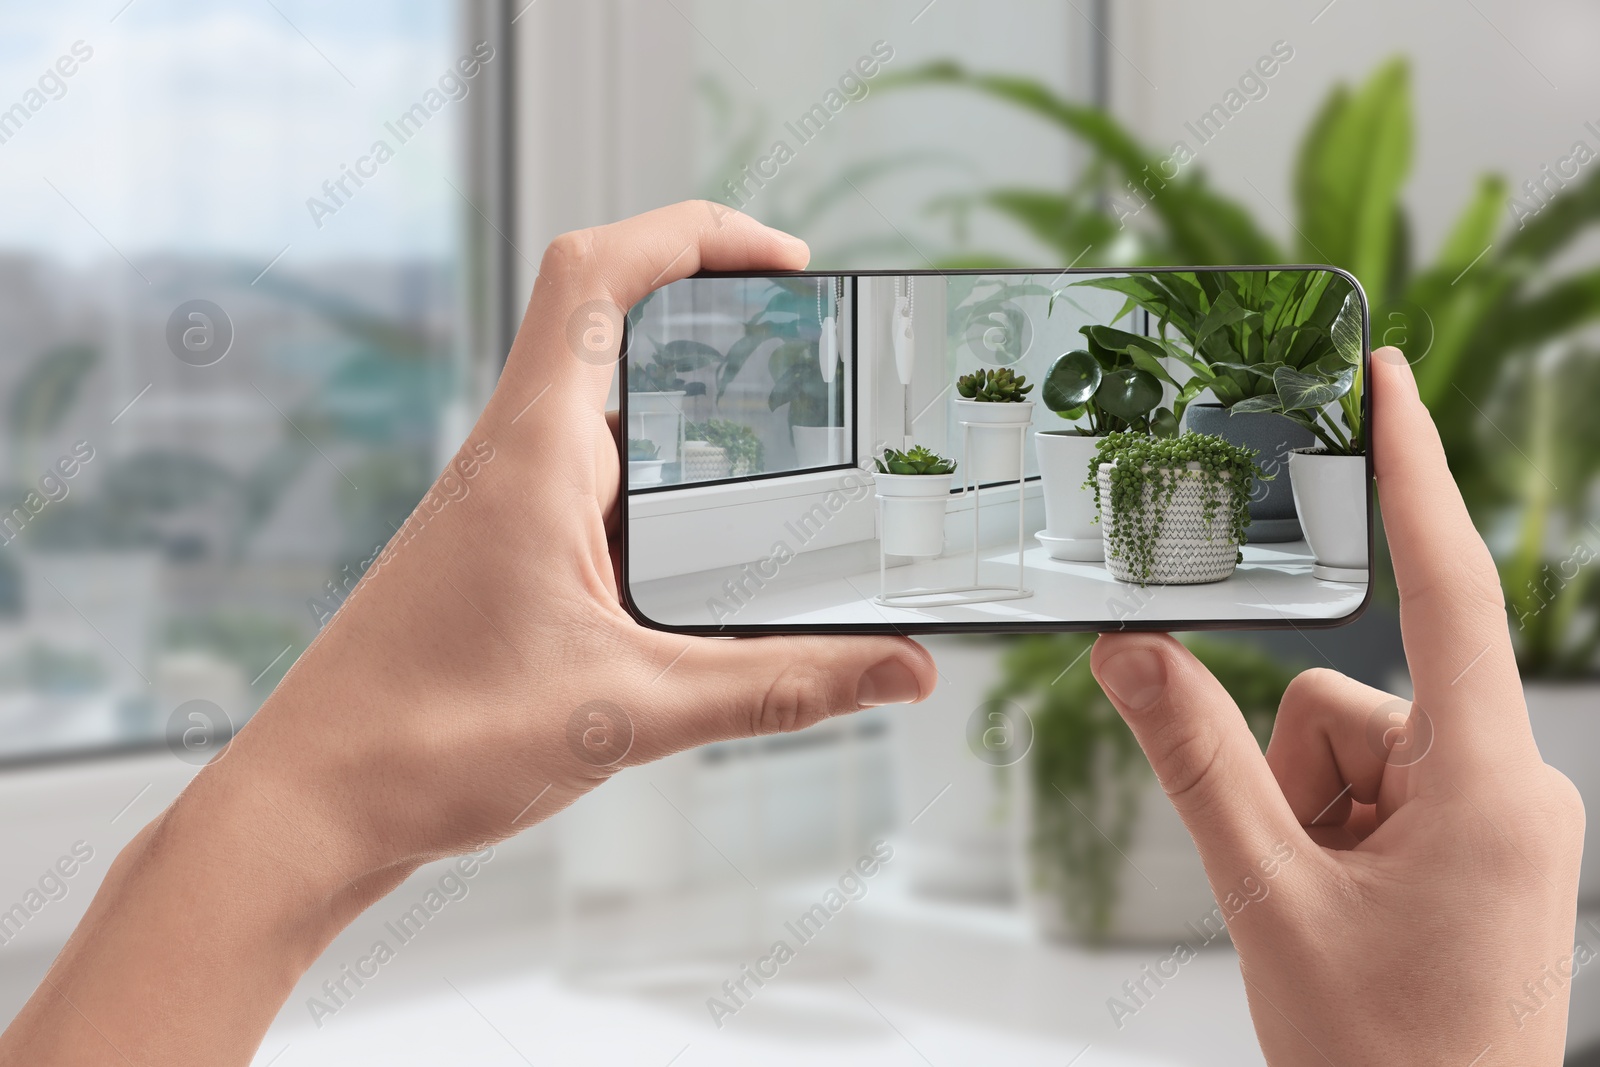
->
627, 357, 700, 468
953, 367, 1034, 484
682, 419, 764, 482
1227, 290, 1367, 582
1033, 320, 1200, 562
627, 438, 666, 487
1087, 431, 1262, 586
745, 279, 846, 469
1070, 270, 1355, 543
872, 446, 956, 557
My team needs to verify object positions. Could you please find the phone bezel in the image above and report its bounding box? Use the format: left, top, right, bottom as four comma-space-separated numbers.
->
617, 265, 1372, 636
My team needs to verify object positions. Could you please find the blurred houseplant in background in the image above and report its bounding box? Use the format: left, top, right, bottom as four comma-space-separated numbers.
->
990, 632, 1299, 943
882, 54, 1600, 917
887, 56, 1600, 626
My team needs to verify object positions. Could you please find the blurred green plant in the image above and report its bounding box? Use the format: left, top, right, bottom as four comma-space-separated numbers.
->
686, 419, 764, 475
165, 612, 304, 697
991, 632, 1298, 942
0, 641, 108, 695
887, 57, 1600, 675
758, 279, 846, 430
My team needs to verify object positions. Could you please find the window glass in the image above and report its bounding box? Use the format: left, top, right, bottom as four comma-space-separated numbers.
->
943, 273, 1134, 481
626, 275, 854, 488
0, 2, 475, 762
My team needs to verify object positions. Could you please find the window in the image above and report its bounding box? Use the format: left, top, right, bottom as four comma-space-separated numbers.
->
0, 3, 509, 764
626, 275, 855, 489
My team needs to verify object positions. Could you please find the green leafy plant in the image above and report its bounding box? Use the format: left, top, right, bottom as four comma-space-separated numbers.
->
628, 352, 708, 396
990, 632, 1297, 941
1230, 289, 1367, 454
956, 366, 1033, 403
627, 438, 660, 461
686, 419, 763, 476
884, 57, 1600, 676
1067, 269, 1356, 408
874, 445, 957, 476
756, 279, 846, 430
1038, 321, 1194, 437
1084, 431, 1264, 584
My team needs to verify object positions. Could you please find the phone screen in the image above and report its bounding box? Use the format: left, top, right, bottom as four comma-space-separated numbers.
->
619, 268, 1371, 634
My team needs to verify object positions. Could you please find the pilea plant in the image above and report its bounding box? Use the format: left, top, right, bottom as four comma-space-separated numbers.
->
627, 438, 659, 461
956, 366, 1033, 403
1084, 431, 1265, 584
875, 445, 957, 476
1039, 323, 1195, 437
686, 419, 764, 475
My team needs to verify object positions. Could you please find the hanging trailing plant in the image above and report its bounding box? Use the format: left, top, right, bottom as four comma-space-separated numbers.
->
1084, 431, 1265, 584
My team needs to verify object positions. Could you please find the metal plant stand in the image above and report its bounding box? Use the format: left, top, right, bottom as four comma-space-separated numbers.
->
875, 419, 1034, 608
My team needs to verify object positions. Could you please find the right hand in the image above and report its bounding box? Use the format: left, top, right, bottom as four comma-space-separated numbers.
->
1091, 347, 1584, 1066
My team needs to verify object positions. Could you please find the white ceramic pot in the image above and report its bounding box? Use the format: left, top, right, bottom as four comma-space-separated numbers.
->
627, 459, 666, 487
1525, 681, 1600, 905
875, 472, 954, 558
627, 391, 685, 463
1034, 430, 1103, 561
1288, 449, 1368, 582
952, 398, 1034, 485
1096, 463, 1239, 585
792, 424, 846, 468
1019, 761, 1223, 945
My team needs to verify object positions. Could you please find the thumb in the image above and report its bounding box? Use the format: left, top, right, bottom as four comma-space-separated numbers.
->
634, 633, 936, 758
1091, 633, 1305, 877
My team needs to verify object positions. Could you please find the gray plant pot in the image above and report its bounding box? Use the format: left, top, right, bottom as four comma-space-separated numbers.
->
1184, 402, 1313, 542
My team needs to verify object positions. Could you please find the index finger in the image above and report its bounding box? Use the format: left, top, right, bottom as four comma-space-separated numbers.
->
499, 201, 810, 413
1370, 347, 1530, 766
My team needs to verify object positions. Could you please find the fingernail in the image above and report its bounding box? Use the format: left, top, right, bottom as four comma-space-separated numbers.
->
1374, 346, 1418, 398
1095, 648, 1167, 711
856, 659, 920, 707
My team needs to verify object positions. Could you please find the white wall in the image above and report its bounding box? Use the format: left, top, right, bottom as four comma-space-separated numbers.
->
1110, 0, 1600, 259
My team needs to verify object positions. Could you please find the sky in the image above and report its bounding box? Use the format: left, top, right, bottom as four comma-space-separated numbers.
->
0, 0, 468, 266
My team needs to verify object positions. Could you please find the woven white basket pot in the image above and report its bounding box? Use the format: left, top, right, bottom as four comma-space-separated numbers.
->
681, 442, 731, 481
1096, 462, 1240, 585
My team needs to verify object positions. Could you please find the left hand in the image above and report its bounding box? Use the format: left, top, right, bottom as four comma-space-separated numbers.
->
0, 202, 936, 1067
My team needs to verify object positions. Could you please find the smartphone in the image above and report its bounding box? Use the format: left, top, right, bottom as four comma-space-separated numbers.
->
618, 267, 1371, 635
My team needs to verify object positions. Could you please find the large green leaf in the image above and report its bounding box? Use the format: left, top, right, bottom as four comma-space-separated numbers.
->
1330, 290, 1363, 365
655, 339, 724, 373
1292, 57, 1411, 301
1093, 367, 1163, 423
1273, 365, 1354, 412
1042, 349, 1101, 411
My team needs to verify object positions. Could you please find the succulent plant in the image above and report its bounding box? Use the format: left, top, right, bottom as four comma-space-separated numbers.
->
875, 445, 957, 476
627, 438, 659, 461
956, 366, 1033, 403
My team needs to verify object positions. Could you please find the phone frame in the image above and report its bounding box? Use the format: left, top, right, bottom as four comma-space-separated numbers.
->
617, 265, 1372, 636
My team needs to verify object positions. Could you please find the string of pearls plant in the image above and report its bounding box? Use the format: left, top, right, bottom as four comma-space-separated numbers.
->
1084, 431, 1266, 585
